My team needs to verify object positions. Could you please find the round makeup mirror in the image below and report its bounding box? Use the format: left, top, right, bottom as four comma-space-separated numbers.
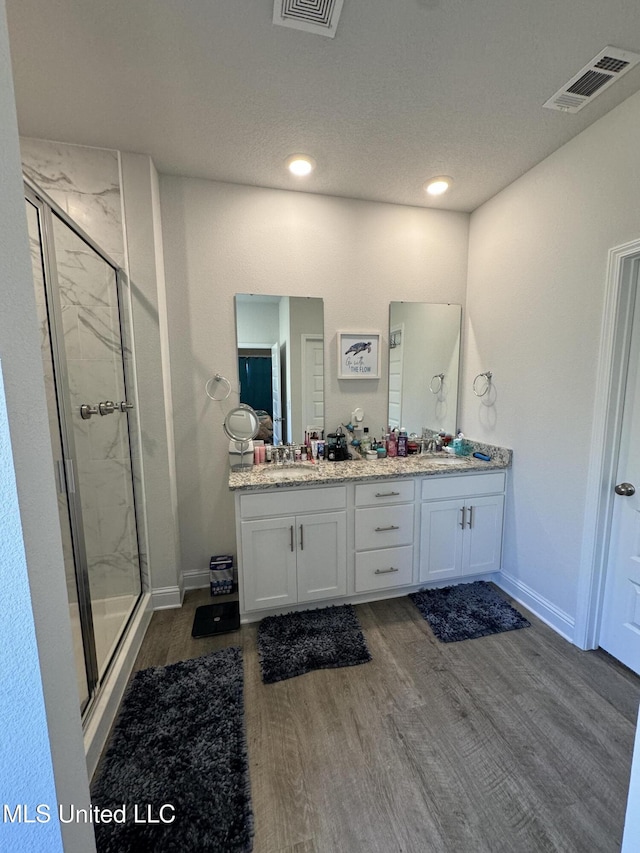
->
224, 405, 260, 470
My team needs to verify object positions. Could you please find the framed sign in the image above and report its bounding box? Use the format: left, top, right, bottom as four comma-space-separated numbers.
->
337, 332, 381, 379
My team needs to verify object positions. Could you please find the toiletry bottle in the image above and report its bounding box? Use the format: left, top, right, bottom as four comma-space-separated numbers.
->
387, 430, 397, 457
361, 427, 371, 457
398, 427, 408, 457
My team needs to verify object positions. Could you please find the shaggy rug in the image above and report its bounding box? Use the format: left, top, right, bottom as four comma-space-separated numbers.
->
91, 647, 253, 853
409, 581, 530, 643
257, 604, 371, 684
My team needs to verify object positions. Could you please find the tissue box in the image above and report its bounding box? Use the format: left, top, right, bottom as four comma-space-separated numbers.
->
209, 554, 234, 596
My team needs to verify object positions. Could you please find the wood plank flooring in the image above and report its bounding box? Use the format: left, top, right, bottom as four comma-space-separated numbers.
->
129, 588, 640, 853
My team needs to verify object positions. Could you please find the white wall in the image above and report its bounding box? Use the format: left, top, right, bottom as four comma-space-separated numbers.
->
463, 88, 640, 631
236, 297, 280, 345
0, 3, 94, 849
160, 177, 469, 574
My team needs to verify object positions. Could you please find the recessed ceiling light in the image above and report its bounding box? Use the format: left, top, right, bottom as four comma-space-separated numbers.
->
286, 154, 316, 177
424, 176, 453, 196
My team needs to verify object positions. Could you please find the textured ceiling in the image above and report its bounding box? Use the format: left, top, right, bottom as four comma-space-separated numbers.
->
6, 0, 640, 212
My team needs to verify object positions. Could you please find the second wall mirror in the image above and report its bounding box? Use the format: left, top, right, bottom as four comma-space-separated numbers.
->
235, 294, 324, 445
388, 302, 462, 437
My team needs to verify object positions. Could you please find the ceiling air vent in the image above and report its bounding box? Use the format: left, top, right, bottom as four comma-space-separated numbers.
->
273, 0, 345, 38
543, 46, 640, 113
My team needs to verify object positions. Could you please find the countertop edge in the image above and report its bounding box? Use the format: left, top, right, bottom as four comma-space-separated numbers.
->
229, 443, 512, 493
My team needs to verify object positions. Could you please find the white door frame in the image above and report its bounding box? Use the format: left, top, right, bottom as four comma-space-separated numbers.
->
575, 238, 640, 649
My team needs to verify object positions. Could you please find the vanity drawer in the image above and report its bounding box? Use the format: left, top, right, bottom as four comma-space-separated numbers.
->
355, 479, 414, 507
355, 505, 414, 550
421, 472, 505, 501
240, 485, 346, 519
355, 546, 413, 592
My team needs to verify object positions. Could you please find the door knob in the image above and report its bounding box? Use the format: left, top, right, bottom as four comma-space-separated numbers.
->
615, 482, 636, 496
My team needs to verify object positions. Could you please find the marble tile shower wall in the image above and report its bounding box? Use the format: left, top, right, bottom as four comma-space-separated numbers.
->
21, 138, 126, 266
22, 138, 149, 598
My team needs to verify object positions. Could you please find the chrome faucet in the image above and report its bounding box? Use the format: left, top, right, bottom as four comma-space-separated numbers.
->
422, 435, 443, 454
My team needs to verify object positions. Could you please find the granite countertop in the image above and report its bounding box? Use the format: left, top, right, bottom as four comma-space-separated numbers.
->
229, 442, 512, 492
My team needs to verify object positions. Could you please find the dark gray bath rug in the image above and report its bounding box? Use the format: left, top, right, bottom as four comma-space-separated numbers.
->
409, 580, 530, 643
91, 646, 253, 853
257, 604, 371, 684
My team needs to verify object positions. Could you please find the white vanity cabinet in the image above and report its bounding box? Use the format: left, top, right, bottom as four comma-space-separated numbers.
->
238, 486, 347, 612
234, 465, 507, 617
419, 472, 505, 582
354, 479, 415, 593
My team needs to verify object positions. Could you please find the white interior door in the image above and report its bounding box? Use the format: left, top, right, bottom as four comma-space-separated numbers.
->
600, 288, 640, 675
270, 342, 282, 445
388, 324, 403, 429
302, 335, 324, 436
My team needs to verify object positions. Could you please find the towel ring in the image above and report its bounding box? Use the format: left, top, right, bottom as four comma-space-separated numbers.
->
473, 371, 492, 397
430, 373, 444, 394
205, 373, 232, 401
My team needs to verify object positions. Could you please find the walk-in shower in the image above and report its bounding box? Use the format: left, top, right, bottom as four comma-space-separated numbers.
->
25, 181, 144, 716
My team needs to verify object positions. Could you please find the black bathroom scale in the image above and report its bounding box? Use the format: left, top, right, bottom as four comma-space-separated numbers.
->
191, 600, 240, 638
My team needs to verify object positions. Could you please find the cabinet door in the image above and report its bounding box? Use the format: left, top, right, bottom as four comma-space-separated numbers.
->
241, 517, 297, 611
462, 495, 504, 576
297, 511, 347, 603
419, 499, 465, 582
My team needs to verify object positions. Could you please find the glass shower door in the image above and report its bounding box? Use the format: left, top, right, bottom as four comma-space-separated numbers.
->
26, 199, 91, 709
49, 213, 142, 678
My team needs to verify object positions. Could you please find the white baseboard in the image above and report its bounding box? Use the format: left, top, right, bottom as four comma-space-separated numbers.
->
151, 585, 183, 610
84, 593, 153, 780
182, 569, 209, 590
495, 570, 575, 643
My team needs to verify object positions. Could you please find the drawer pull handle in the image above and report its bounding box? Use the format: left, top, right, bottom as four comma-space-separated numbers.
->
375, 567, 400, 575
375, 525, 400, 532
375, 491, 400, 497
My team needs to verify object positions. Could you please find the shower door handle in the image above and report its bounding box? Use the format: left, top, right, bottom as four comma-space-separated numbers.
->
119, 401, 135, 412
98, 401, 116, 415
80, 404, 99, 420
63, 458, 76, 494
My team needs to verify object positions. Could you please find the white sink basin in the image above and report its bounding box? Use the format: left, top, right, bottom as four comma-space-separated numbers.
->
261, 466, 314, 481
431, 455, 470, 465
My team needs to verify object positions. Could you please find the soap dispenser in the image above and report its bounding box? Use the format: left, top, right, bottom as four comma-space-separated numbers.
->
397, 427, 408, 457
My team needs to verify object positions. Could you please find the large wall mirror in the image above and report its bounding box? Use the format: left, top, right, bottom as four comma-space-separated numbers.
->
235, 294, 324, 445
388, 302, 462, 437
